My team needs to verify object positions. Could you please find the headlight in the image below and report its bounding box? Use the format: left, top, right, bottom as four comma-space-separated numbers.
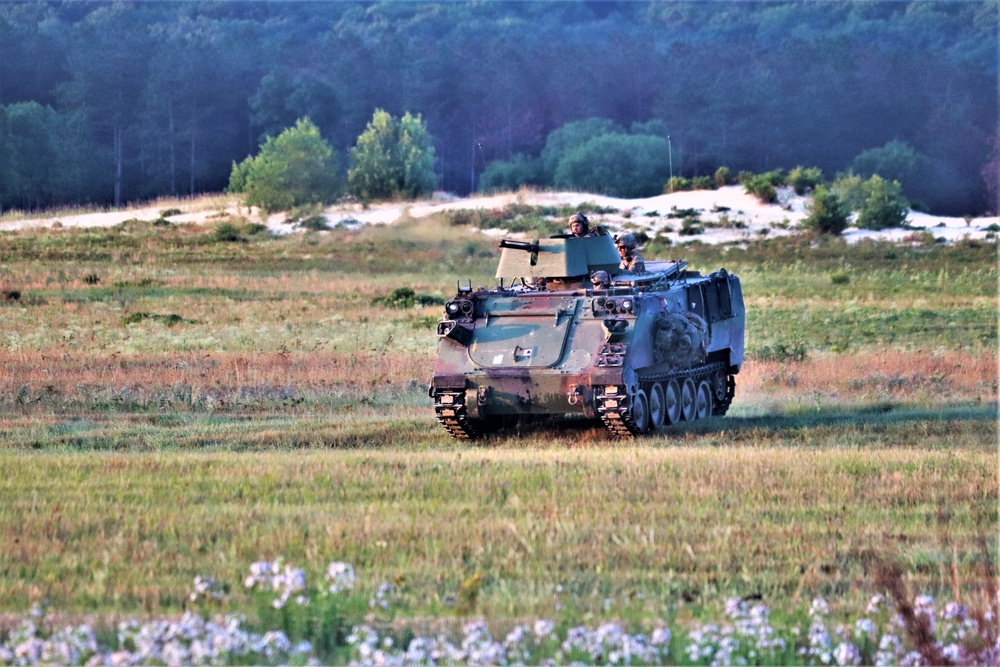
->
621, 298, 633, 313
445, 299, 474, 318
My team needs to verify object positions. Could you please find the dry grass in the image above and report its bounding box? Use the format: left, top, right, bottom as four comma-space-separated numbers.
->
0, 446, 994, 620
743, 349, 997, 406
0, 349, 991, 418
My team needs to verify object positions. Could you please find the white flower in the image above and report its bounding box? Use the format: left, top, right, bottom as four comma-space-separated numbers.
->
834, 641, 861, 666
651, 627, 671, 646
941, 601, 966, 621
866, 594, 887, 614
810, 598, 831, 619
854, 618, 877, 638
725, 597, 748, 619
533, 619, 555, 641
325, 561, 356, 594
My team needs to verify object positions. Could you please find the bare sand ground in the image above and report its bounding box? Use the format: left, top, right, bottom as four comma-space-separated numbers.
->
2, 186, 996, 245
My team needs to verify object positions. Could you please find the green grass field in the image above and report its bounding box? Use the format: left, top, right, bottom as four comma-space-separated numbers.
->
0, 210, 996, 663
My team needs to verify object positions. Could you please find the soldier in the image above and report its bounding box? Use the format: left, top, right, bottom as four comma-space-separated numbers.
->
568, 213, 595, 237
615, 232, 645, 273
590, 270, 611, 289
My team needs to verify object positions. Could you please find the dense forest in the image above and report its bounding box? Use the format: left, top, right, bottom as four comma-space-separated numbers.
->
0, 1, 995, 215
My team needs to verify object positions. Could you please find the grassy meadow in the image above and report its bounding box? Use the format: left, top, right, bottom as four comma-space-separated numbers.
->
0, 205, 996, 660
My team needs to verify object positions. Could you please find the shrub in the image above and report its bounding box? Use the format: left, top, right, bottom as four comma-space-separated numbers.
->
787, 166, 823, 195
348, 109, 436, 202
554, 133, 671, 198
667, 207, 700, 218
371, 287, 444, 309
691, 175, 715, 191
478, 154, 544, 193
297, 216, 331, 231
744, 177, 777, 203
228, 117, 340, 215
831, 173, 867, 211
665, 176, 690, 193
752, 341, 808, 362
121, 312, 187, 327
213, 221, 243, 242
714, 166, 732, 186
856, 175, 908, 230
244, 222, 269, 236
679, 216, 703, 236
803, 186, 850, 236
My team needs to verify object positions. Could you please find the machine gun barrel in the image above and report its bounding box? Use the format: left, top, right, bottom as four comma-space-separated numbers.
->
498, 239, 540, 253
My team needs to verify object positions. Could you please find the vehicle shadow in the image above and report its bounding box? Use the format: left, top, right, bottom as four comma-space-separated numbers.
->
482, 402, 997, 446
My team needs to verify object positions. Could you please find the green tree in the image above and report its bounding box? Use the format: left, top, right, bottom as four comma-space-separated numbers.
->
540, 118, 624, 182
856, 175, 908, 230
0, 102, 92, 212
478, 154, 543, 193
851, 141, 925, 191
347, 109, 436, 202
803, 185, 849, 235
831, 173, 866, 211
554, 134, 670, 198
228, 117, 339, 215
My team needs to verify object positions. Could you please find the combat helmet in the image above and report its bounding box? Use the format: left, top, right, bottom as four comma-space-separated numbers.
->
615, 232, 638, 249
569, 213, 590, 233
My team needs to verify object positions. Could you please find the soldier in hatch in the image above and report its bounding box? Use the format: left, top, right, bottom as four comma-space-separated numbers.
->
615, 232, 645, 273
568, 213, 605, 237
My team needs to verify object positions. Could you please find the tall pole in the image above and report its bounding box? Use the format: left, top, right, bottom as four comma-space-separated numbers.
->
667, 135, 674, 191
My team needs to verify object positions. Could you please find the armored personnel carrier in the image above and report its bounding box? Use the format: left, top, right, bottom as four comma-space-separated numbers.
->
430, 232, 744, 439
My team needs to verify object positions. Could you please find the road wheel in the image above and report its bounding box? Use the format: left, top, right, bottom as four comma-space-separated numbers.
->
712, 373, 737, 416
680, 378, 696, 422
648, 383, 665, 429
665, 380, 682, 425
695, 380, 713, 420
712, 371, 729, 403
630, 388, 650, 434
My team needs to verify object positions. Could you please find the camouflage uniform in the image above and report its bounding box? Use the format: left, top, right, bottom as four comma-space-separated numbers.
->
619, 253, 646, 273
615, 232, 645, 273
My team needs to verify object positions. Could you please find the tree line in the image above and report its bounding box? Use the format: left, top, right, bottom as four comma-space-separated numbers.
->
0, 1, 995, 215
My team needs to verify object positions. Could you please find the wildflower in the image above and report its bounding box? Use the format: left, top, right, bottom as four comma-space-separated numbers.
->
912, 594, 936, 633
245, 558, 308, 609
941, 642, 963, 663
189, 575, 225, 603
853, 617, 877, 639
245, 559, 275, 589
369, 582, 394, 610
326, 561, 357, 594
651, 627, 671, 646
941, 601, 967, 622
725, 597, 748, 619
810, 598, 831, 619
534, 619, 555, 642
874, 632, 903, 666
833, 641, 861, 666
866, 594, 888, 615
805, 621, 833, 664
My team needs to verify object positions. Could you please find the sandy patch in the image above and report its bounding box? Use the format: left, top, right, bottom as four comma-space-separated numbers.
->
3, 187, 996, 246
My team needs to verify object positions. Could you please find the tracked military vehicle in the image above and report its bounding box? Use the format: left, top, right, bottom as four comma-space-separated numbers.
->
430, 232, 744, 439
